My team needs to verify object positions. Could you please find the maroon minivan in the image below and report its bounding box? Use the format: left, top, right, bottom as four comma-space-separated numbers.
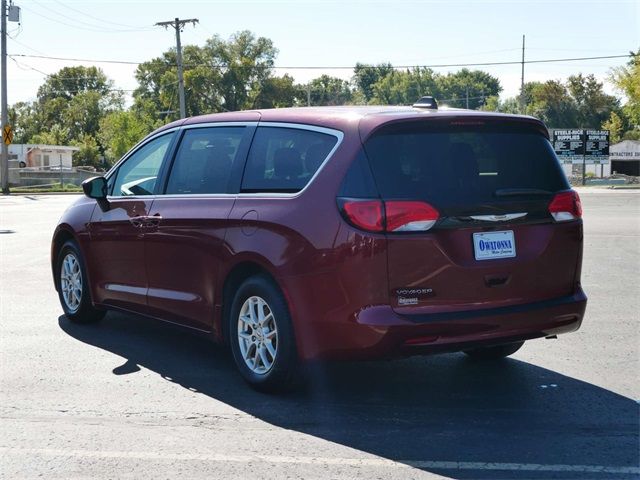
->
52, 106, 587, 390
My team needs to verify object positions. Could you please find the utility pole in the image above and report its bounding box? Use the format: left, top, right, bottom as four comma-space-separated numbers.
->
155, 17, 198, 119
465, 86, 469, 109
520, 34, 526, 115
1, 0, 9, 194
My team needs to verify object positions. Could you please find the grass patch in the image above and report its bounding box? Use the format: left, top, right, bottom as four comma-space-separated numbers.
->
11, 183, 83, 193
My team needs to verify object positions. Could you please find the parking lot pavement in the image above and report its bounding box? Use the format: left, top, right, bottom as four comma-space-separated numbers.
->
1, 192, 638, 479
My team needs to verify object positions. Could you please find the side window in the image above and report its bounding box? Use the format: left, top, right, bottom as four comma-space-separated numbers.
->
241, 127, 338, 193
111, 133, 174, 196
166, 127, 245, 194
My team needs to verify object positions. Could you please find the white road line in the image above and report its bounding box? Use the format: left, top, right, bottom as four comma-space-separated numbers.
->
1, 447, 638, 475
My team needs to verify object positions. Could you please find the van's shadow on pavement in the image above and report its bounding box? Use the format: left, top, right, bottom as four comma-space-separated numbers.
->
59, 313, 639, 479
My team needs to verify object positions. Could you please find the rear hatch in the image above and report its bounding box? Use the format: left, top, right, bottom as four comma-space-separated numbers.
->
344, 116, 582, 314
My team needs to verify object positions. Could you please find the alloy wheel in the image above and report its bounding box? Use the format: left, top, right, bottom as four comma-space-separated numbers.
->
60, 253, 82, 313
237, 296, 278, 375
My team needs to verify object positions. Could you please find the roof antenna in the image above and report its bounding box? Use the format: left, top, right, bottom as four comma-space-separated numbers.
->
413, 96, 438, 110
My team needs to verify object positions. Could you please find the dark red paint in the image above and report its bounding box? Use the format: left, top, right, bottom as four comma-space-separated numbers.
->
52, 106, 586, 361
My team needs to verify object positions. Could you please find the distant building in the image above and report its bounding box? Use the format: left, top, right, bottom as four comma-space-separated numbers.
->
610, 140, 640, 176
8, 144, 79, 170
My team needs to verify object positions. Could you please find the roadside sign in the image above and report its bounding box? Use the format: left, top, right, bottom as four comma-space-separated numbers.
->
552, 129, 609, 165
3, 124, 14, 145
553, 129, 584, 160
585, 129, 609, 163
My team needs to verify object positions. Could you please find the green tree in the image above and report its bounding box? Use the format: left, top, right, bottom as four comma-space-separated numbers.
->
63, 91, 116, 141
98, 110, 156, 164
610, 51, 640, 139
73, 134, 102, 169
134, 30, 279, 118
306, 75, 352, 106
16, 66, 123, 149
252, 74, 301, 108
30, 124, 70, 145
526, 80, 578, 128
353, 63, 394, 102
9, 101, 42, 144
602, 111, 624, 143
37, 66, 113, 102
438, 69, 502, 109
479, 95, 520, 114
206, 30, 277, 111
567, 73, 619, 129
371, 67, 440, 105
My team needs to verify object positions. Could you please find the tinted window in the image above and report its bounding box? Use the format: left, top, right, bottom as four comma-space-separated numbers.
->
241, 127, 338, 193
338, 149, 379, 198
364, 126, 568, 207
166, 127, 245, 194
112, 133, 174, 196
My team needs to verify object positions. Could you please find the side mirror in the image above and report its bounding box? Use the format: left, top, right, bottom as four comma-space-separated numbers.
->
82, 176, 110, 211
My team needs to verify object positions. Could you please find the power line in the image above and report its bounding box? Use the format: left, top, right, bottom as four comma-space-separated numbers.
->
9, 52, 635, 69
7, 36, 47, 56
22, 3, 155, 33
50, 0, 155, 31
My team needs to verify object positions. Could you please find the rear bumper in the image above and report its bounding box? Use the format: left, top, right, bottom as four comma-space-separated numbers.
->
301, 288, 587, 360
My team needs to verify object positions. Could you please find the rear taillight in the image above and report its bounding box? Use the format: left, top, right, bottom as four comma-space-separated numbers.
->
548, 190, 582, 222
386, 201, 439, 232
341, 200, 384, 232
339, 199, 439, 233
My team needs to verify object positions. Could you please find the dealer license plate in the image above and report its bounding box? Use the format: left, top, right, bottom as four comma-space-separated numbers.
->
473, 230, 516, 261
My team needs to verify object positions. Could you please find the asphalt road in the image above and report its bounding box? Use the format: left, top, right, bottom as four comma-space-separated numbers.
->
1, 190, 638, 480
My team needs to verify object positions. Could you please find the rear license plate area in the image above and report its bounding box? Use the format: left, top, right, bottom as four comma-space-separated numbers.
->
473, 230, 516, 261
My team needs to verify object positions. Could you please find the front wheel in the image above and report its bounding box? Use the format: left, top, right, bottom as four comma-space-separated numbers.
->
228, 275, 298, 392
56, 240, 105, 324
463, 341, 524, 360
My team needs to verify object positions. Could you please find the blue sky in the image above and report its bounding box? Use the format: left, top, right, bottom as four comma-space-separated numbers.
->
5, 0, 639, 105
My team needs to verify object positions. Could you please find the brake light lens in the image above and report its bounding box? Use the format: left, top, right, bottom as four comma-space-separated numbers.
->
341, 200, 384, 232
549, 190, 582, 222
386, 201, 440, 232
339, 199, 439, 233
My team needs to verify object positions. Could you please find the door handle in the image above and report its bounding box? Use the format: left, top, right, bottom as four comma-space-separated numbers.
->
144, 214, 162, 227
129, 216, 147, 228
129, 215, 162, 228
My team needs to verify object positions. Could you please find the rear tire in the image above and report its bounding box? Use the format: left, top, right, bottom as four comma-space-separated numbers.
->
228, 275, 298, 392
463, 341, 524, 360
56, 240, 105, 324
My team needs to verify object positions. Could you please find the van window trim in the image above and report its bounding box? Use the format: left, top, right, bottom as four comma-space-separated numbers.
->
105, 129, 180, 198
105, 127, 181, 182
160, 123, 257, 196
238, 122, 344, 198
104, 121, 344, 200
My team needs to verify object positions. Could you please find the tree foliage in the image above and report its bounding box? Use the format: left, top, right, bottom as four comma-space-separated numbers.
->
610, 51, 640, 139
98, 111, 157, 165
37, 66, 113, 102
483, 75, 621, 130
353, 63, 394, 102
602, 111, 624, 143
437, 69, 502, 109
133, 30, 298, 119
305, 75, 352, 106
371, 67, 440, 105
9, 32, 636, 169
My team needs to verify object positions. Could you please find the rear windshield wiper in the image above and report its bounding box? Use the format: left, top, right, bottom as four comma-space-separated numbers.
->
494, 188, 553, 197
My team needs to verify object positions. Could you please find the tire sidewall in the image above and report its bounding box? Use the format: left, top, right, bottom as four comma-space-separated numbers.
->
56, 240, 97, 322
228, 275, 297, 390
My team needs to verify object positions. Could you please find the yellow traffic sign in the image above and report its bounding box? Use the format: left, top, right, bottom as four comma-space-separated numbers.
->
3, 124, 14, 145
